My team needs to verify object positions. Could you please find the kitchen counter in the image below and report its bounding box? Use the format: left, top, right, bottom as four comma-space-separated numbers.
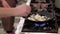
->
19, 32, 57, 34
18, 32, 58, 34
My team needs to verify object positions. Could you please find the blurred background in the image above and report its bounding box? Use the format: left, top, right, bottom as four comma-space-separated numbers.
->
0, 0, 60, 34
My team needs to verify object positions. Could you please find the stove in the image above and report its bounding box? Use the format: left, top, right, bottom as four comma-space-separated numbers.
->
22, 19, 58, 33
22, 0, 58, 33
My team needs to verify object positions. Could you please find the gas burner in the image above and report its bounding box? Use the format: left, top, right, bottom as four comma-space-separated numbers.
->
35, 23, 46, 27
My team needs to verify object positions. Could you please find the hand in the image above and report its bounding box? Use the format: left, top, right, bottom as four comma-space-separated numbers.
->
15, 4, 31, 16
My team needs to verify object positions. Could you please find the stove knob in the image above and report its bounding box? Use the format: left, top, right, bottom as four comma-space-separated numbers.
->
49, 27, 52, 29
47, 23, 48, 24
43, 27, 47, 30
48, 27, 52, 30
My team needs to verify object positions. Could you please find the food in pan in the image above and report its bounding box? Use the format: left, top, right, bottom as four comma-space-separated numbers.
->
28, 14, 36, 21
28, 14, 50, 21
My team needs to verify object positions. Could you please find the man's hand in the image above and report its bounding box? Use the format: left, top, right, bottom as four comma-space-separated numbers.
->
15, 4, 31, 16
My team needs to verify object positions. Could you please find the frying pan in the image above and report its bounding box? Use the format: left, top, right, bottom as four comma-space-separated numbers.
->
26, 6, 54, 22
26, 12, 54, 22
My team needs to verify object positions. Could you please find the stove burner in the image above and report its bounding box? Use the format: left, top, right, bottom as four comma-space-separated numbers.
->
35, 23, 39, 27
35, 23, 46, 27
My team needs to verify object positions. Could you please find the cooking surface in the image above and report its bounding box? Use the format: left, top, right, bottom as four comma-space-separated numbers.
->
22, 19, 57, 33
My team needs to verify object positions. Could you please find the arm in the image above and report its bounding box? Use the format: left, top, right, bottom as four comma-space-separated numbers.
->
0, 0, 31, 17
0, 0, 14, 17
0, 4, 31, 17
0, 8, 16, 17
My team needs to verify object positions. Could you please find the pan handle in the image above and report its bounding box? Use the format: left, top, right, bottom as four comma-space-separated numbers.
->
26, 0, 31, 6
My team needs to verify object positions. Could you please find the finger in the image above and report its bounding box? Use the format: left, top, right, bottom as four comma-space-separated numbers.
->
26, 5, 31, 12
1, 0, 10, 8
